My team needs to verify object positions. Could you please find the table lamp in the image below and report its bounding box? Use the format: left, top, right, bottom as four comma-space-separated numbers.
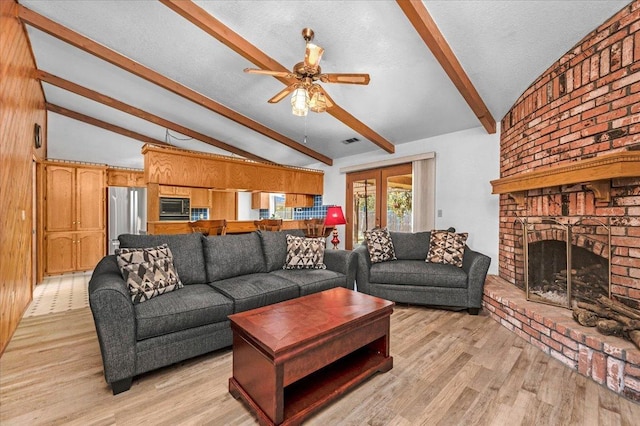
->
324, 205, 346, 249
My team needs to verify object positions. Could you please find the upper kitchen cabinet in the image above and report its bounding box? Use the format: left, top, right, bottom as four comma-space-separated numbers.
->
106, 168, 145, 187
251, 192, 270, 209
159, 185, 191, 197
191, 188, 211, 208
285, 194, 314, 208
45, 163, 106, 232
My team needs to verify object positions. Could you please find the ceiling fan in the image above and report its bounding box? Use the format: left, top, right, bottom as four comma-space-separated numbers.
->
244, 28, 370, 116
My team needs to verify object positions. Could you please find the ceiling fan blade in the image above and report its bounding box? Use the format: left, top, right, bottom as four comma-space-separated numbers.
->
319, 73, 370, 85
267, 84, 298, 104
304, 43, 324, 71
244, 68, 296, 79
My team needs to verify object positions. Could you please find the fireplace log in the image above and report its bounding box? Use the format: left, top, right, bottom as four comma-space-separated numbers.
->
631, 331, 640, 350
577, 302, 611, 318
572, 307, 599, 327
597, 296, 640, 321
577, 301, 640, 329
596, 319, 623, 336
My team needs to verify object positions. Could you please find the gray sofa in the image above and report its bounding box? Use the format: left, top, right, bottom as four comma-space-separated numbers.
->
89, 230, 356, 394
354, 231, 490, 314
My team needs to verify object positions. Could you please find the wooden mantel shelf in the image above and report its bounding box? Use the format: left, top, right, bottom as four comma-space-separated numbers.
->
490, 151, 640, 204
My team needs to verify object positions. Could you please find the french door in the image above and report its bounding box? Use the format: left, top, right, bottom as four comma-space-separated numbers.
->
345, 163, 412, 249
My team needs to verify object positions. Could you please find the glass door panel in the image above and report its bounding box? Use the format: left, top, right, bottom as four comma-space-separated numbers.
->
346, 170, 378, 249
345, 163, 412, 249
382, 164, 412, 233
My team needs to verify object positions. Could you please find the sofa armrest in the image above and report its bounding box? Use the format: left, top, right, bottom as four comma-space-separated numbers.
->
353, 244, 373, 294
323, 249, 357, 290
88, 255, 137, 386
461, 248, 491, 308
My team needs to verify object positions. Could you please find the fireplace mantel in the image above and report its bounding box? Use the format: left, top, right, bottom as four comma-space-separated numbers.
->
490, 151, 640, 205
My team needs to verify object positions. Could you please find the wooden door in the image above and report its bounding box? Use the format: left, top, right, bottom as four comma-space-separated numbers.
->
76, 232, 105, 271
345, 163, 412, 249
45, 232, 75, 274
46, 165, 74, 232
76, 167, 105, 231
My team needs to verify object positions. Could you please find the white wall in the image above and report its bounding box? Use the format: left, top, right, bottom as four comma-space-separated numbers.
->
308, 125, 500, 274
236, 192, 260, 220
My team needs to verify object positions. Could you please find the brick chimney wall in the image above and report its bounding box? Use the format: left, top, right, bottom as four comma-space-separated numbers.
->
498, 1, 640, 309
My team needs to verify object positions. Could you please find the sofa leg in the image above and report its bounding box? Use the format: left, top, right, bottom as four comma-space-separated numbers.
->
468, 308, 480, 315
111, 377, 133, 395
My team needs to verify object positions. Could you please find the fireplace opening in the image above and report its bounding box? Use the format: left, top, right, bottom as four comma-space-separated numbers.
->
521, 217, 611, 308
528, 240, 609, 306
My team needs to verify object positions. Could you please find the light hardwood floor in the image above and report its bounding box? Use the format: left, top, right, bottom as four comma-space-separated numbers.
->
1, 303, 639, 425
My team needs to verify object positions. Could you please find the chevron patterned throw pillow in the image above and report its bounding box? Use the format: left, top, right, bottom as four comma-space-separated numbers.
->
116, 244, 183, 304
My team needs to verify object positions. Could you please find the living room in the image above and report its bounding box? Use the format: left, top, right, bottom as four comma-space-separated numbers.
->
2, 0, 640, 423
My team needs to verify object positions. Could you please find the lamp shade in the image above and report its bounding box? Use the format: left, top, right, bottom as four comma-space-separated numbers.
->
291, 87, 309, 116
324, 205, 346, 226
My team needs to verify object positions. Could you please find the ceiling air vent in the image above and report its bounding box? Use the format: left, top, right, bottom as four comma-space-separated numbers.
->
342, 137, 360, 145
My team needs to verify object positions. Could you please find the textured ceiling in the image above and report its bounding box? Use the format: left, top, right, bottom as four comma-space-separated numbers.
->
20, 0, 630, 168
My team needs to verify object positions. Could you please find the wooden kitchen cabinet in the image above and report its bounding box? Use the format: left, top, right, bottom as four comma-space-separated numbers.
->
45, 164, 105, 232
285, 194, 314, 207
251, 192, 270, 209
45, 231, 105, 274
107, 168, 145, 187
210, 191, 237, 220
191, 188, 211, 208
159, 185, 191, 197
43, 162, 106, 275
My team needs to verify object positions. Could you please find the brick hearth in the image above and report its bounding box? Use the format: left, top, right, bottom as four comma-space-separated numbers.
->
483, 275, 640, 402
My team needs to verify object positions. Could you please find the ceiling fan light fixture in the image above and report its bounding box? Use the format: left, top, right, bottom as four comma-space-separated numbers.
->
308, 86, 327, 113
305, 43, 324, 69
291, 86, 309, 116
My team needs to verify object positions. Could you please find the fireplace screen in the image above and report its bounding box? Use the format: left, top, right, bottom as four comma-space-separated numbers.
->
521, 217, 610, 308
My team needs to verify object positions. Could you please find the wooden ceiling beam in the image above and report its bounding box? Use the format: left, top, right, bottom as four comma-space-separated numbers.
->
396, 0, 496, 134
38, 71, 269, 163
18, 5, 333, 166
46, 102, 171, 147
160, 0, 396, 154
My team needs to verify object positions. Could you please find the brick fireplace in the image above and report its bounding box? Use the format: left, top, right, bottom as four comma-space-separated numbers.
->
486, 1, 640, 401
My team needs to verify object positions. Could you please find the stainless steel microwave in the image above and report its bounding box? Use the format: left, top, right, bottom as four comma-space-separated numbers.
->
159, 197, 190, 220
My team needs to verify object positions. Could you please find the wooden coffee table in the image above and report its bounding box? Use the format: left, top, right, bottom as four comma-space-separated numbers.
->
228, 287, 394, 425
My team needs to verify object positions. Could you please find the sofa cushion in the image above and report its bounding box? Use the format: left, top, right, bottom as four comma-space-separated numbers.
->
369, 260, 468, 288
364, 227, 397, 263
203, 233, 266, 282
116, 244, 183, 304
389, 231, 431, 260
118, 233, 206, 285
258, 229, 306, 272
210, 273, 299, 313
270, 269, 345, 296
426, 230, 468, 267
284, 235, 326, 270
134, 284, 233, 340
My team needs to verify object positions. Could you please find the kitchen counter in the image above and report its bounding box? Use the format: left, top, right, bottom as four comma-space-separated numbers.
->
147, 220, 307, 235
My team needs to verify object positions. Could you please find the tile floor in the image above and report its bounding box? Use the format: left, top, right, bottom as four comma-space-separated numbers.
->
24, 272, 91, 317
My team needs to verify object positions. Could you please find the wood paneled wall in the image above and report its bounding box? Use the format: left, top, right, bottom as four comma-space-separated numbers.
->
0, 0, 47, 355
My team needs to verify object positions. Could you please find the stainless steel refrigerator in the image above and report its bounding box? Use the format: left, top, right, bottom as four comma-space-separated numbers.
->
108, 187, 147, 254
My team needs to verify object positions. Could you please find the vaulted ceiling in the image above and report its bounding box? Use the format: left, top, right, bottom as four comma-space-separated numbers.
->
19, 0, 629, 169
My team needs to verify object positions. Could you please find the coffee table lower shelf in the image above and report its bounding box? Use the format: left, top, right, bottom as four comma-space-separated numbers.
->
229, 347, 393, 426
